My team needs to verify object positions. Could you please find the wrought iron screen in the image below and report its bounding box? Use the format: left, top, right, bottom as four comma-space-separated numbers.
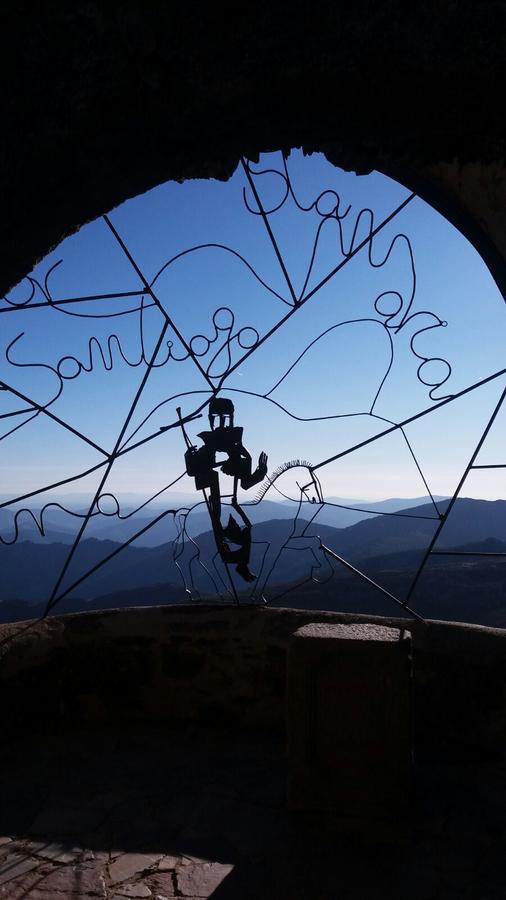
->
2, 151, 506, 633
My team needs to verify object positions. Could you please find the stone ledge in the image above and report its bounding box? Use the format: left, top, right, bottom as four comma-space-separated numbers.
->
1, 605, 505, 761
293, 622, 404, 642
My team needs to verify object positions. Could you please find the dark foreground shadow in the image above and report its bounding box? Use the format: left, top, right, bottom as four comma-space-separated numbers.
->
0, 725, 505, 899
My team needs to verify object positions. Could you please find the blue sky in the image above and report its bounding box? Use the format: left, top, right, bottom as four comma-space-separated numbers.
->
2, 149, 506, 508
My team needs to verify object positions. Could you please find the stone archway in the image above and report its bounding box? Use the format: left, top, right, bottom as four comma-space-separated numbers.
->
1, 4, 505, 299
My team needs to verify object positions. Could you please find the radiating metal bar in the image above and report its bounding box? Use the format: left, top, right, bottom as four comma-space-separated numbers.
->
0, 461, 108, 510
0, 289, 146, 314
0, 406, 198, 516
220, 193, 418, 385
471, 464, 506, 469
117, 397, 212, 456
241, 159, 298, 305
5, 152, 504, 626
104, 215, 216, 391
399, 425, 442, 517
301, 193, 416, 304
46, 506, 177, 605
431, 550, 506, 557
0, 380, 109, 456
320, 541, 424, 621
313, 366, 506, 472
1, 406, 37, 419
404, 384, 506, 604
319, 499, 440, 521
44, 318, 171, 614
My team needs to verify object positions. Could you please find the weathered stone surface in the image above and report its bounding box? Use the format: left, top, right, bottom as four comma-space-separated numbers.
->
0, 852, 41, 885
113, 883, 152, 897
0, 844, 13, 862
157, 855, 179, 871
287, 623, 412, 816
29, 864, 106, 896
3, 606, 506, 762
147, 870, 176, 896
0, 867, 53, 900
109, 853, 162, 884
82, 850, 110, 866
175, 861, 234, 897
28, 840, 83, 863
294, 622, 402, 642
0, 723, 505, 899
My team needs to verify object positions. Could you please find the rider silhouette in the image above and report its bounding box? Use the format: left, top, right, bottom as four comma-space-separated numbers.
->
182, 398, 268, 582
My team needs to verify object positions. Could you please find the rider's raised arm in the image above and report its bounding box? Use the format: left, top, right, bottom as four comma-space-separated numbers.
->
240, 451, 268, 490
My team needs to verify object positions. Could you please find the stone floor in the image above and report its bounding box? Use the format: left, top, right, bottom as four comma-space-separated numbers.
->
0, 725, 505, 899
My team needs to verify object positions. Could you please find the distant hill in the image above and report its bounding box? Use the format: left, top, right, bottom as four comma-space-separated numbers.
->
0, 538, 181, 605
318, 498, 506, 562
0, 495, 447, 546
268, 549, 506, 628
8, 543, 506, 628
314, 495, 447, 528
3, 496, 506, 627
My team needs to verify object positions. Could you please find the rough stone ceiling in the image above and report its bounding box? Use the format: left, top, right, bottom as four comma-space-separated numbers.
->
1, 2, 505, 296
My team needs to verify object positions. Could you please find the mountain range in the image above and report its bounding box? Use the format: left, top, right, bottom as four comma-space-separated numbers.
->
2, 496, 506, 627
0, 495, 447, 547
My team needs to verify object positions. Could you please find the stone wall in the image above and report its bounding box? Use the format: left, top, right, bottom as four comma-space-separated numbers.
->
1, 605, 505, 762
1, 4, 506, 299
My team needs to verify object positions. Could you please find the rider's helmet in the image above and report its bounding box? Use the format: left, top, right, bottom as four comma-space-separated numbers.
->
208, 397, 234, 430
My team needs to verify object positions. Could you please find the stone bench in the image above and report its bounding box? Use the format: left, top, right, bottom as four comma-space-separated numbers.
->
287, 623, 412, 819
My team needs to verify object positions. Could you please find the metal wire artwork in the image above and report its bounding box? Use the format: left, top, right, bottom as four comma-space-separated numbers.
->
2, 151, 506, 640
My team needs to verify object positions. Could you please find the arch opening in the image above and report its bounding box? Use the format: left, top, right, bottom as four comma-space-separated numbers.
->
2, 150, 506, 629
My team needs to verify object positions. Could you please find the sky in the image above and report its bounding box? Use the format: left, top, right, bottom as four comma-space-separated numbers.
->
2, 149, 506, 512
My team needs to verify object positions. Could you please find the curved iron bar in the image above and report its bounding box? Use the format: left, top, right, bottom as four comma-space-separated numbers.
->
0, 291, 149, 315
115, 355, 506, 464
242, 156, 417, 321
256, 485, 306, 595
149, 242, 291, 308
0, 161, 423, 468
310, 498, 440, 522
174, 502, 229, 602
4, 359, 501, 538
171, 510, 197, 601
242, 156, 453, 408
0, 410, 40, 442
0, 158, 422, 436
0, 474, 188, 546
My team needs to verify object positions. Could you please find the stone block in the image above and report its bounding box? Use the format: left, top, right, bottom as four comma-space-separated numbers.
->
287, 623, 412, 818
175, 861, 234, 897
0, 852, 41, 885
147, 871, 176, 896
157, 854, 179, 871
27, 863, 106, 896
113, 884, 153, 897
27, 840, 83, 863
109, 853, 163, 884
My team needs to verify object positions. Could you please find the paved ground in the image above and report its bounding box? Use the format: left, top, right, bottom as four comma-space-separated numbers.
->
0, 726, 505, 899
